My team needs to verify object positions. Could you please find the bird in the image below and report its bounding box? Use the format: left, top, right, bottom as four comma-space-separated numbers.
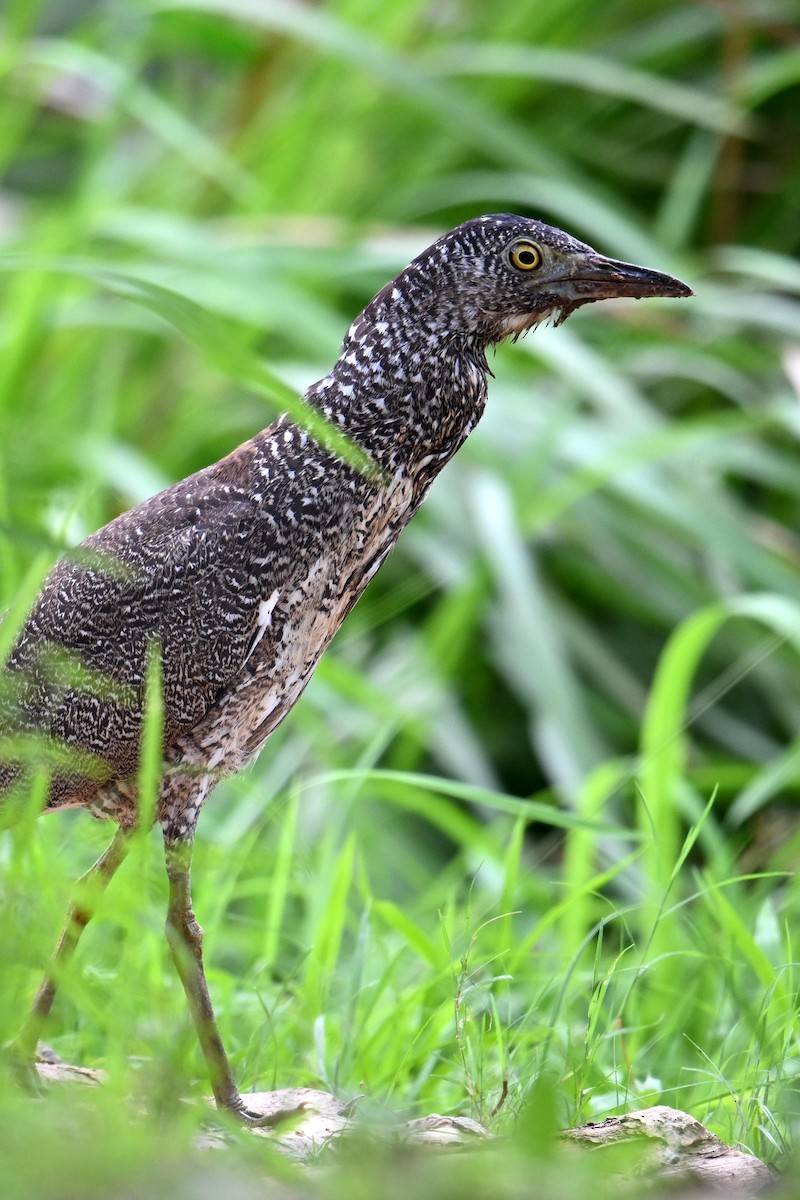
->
0, 214, 691, 1123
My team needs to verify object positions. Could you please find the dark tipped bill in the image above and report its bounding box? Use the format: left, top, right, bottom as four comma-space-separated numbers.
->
571, 254, 693, 302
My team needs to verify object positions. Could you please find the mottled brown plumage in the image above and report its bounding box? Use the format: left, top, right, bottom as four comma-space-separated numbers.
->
0, 215, 691, 1121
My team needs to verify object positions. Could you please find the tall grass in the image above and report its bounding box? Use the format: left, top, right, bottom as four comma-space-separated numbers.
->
1, 0, 799, 1193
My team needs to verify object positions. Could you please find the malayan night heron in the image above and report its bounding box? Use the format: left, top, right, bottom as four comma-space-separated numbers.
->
0, 215, 691, 1122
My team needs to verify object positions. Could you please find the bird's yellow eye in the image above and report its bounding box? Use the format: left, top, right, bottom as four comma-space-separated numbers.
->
508, 241, 543, 271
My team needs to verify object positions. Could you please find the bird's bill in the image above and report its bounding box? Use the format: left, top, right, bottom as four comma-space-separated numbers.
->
567, 254, 693, 303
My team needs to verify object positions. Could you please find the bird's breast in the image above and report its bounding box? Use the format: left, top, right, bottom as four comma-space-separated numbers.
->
175, 470, 416, 779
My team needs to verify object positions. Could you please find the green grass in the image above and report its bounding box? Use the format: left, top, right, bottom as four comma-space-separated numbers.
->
1, 0, 800, 1194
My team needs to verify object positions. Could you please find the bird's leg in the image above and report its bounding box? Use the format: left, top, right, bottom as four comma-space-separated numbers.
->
12, 824, 131, 1078
163, 831, 271, 1127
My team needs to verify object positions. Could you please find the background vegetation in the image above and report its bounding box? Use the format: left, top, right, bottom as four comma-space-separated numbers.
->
1, 0, 799, 1194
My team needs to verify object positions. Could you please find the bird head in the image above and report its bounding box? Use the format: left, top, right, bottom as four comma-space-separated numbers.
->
384, 214, 692, 346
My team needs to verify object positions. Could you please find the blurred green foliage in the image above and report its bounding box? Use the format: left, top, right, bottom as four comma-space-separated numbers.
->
1, 0, 799, 1194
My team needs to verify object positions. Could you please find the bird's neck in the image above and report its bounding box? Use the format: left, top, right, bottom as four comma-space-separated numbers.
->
305, 306, 490, 485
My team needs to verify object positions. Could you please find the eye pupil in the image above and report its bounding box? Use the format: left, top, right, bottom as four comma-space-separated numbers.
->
519, 250, 535, 265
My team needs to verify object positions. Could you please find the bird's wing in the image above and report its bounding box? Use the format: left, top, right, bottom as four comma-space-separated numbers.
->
4, 468, 283, 785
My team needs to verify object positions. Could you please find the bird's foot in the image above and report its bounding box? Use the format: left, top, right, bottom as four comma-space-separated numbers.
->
4, 1045, 43, 1096
222, 1095, 308, 1130
33, 1041, 64, 1065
